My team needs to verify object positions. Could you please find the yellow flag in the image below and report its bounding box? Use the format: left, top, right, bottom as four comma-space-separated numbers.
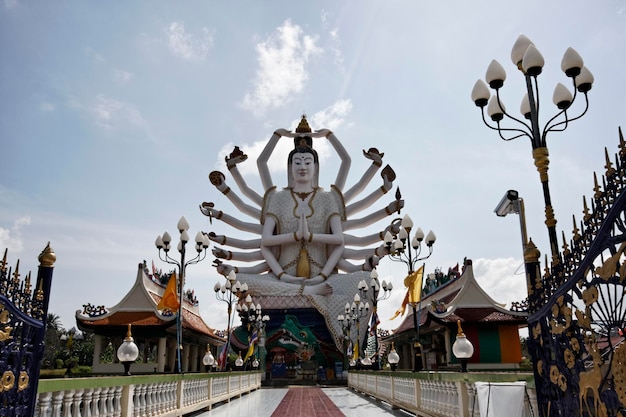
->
389, 291, 409, 320
157, 272, 180, 311
404, 265, 424, 304
352, 340, 359, 361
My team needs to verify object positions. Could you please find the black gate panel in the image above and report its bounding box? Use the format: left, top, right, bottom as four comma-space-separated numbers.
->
0, 244, 55, 417
527, 130, 626, 416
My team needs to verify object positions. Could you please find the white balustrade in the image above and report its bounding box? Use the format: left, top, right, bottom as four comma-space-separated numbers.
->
349, 372, 536, 417
35, 373, 262, 417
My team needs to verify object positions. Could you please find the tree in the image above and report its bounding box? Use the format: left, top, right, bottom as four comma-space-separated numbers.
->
42, 314, 63, 369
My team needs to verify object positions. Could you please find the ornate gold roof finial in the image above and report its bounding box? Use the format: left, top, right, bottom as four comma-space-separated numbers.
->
295, 114, 312, 133
38, 242, 56, 267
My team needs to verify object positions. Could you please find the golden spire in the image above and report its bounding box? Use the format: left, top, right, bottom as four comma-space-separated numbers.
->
295, 114, 311, 133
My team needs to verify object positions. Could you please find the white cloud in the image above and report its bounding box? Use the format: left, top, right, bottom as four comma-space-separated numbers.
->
167, 21, 213, 61
240, 20, 322, 114
91, 94, 150, 135
113, 69, 134, 83
85, 47, 105, 64
472, 257, 528, 307
4, 0, 17, 9
0, 216, 31, 253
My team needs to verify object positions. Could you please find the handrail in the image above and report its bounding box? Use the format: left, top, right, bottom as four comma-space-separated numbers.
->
348, 371, 537, 417
35, 372, 262, 417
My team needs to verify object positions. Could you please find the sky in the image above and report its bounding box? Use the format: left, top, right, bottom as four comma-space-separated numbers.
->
1, 1, 625, 337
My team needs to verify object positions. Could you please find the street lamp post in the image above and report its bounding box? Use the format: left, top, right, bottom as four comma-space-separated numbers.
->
387, 342, 400, 371
214, 270, 248, 371
350, 293, 370, 368
383, 213, 436, 372
155, 216, 210, 373
117, 324, 139, 376
451, 320, 474, 373
202, 344, 215, 372
236, 295, 269, 370
357, 269, 392, 370
472, 34, 593, 263
337, 306, 356, 371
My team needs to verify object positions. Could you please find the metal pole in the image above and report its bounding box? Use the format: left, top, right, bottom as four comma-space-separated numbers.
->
177, 245, 186, 373
525, 74, 559, 262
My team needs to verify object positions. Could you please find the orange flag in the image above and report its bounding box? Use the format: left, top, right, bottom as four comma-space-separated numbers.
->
158, 272, 180, 312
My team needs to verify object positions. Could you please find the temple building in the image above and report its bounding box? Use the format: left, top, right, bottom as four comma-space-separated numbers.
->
386, 258, 528, 371
75, 261, 224, 373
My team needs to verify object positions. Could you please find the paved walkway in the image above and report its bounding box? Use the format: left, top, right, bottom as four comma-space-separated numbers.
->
196, 386, 412, 417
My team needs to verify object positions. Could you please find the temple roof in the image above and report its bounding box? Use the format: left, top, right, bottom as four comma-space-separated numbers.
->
76, 262, 224, 344
391, 259, 527, 336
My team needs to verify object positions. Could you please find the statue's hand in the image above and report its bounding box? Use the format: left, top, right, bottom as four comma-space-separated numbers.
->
200, 202, 222, 223
207, 232, 226, 245
225, 146, 248, 169
387, 199, 404, 215
364, 255, 380, 271
383, 220, 402, 237
214, 261, 235, 277
199, 202, 214, 217
212, 247, 230, 259
363, 148, 384, 165
209, 171, 226, 187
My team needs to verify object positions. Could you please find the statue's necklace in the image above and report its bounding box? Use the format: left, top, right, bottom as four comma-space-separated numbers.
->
293, 190, 313, 201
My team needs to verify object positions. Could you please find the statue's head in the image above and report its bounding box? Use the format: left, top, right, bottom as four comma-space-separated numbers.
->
288, 115, 319, 188
288, 137, 319, 188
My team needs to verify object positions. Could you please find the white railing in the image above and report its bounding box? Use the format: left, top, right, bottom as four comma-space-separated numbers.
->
34, 372, 262, 417
348, 371, 538, 417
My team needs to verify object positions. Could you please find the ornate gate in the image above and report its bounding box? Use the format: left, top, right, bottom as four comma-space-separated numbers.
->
526, 129, 626, 416
0, 244, 55, 417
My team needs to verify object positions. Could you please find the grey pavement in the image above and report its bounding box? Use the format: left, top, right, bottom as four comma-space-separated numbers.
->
194, 387, 414, 417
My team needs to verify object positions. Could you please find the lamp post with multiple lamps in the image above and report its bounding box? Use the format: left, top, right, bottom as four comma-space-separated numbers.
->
214, 270, 248, 371
356, 269, 392, 369
337, 302, 358, 371
471, 34, 593, 263
117, 324, 140, 376
236, 295, 270, 370
383, 214, 436, 372
155, 216, 211, 373
348, 293, 370, 368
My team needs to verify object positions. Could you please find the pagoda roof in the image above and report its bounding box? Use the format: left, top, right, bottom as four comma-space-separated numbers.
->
76, 262, 224, 344
391, 259, 527, 336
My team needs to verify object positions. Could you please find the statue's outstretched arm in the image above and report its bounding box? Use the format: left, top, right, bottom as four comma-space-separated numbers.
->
343, 244, 389, 260
214, 260, 269, 277
346, 165, 395, 218
337, 253, 380, 273
257, 129, 293, 192
209, 171, 261, 221
224, 147, 263, 206
212, 247, 263, 262
313, 130, 351, 192
199, 203, 262, 234
342, 198, 404, 231
343, 148, 385, 203
207, 232, 261, 250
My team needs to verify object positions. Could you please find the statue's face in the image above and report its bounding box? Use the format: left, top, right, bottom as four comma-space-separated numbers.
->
291, 152, 315, 185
